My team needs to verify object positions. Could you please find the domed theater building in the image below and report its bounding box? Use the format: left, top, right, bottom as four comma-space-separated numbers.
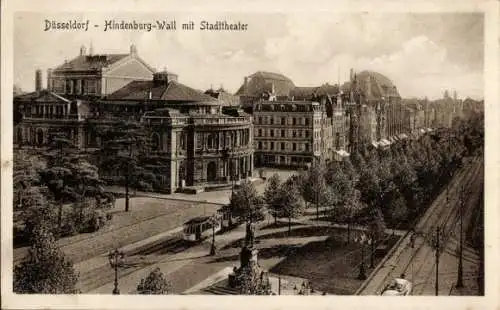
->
14, 45, 254, 194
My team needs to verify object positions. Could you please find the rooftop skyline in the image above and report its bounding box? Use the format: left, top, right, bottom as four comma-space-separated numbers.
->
14, 12, 484, 100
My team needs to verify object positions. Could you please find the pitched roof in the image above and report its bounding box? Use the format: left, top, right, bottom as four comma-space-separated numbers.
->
53, 54, 129, 72
14, 90, 71, 103
107, 80, 216, 102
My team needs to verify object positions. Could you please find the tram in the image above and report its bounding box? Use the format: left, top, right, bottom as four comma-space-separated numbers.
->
182, 214, 222, 242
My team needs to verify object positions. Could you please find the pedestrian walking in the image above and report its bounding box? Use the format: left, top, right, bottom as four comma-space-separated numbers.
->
410, 233, 415, 248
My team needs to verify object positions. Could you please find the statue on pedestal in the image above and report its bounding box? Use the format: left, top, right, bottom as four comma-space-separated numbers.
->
228, 221, 271, 294
244, 222, 256, 248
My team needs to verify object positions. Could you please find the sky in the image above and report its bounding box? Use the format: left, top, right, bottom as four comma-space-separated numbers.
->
14, 12, 484, 100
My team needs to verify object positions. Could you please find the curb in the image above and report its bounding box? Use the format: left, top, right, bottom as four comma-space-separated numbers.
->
105, 188, 226, 206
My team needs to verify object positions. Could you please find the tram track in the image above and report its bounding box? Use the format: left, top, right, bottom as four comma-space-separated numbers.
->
414, 165, 483, 295
407, 159, 482, 295
370, 158, 482, 294
14, 201, 220, 265
78, 235, 193, 293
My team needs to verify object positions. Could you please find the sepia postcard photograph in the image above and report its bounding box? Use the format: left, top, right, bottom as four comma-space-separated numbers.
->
1, 0, 499, 310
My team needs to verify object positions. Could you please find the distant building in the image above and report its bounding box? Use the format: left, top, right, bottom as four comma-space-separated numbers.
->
47, 44, 154, 98
205, 87, 240, 107
235, 71, 295, 110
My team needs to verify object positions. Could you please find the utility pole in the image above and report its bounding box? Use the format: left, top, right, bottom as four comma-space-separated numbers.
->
316, 186, 319, 220
434, 226, 441, 296
278, 275, 281, 295
456, 187, 465, 288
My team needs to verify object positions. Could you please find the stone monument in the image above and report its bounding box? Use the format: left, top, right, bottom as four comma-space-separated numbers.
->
228, 222, 270, 294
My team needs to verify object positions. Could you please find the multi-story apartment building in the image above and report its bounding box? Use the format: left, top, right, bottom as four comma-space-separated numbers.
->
253, 100, 330, 168
14, 45, 253, 194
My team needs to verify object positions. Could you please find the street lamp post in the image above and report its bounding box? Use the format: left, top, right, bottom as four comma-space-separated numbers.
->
431, 226, 443, 296
369, 235, 375, 269
108, 249, 125, 295
356, 234, 367, 280
210, 216, 217, 256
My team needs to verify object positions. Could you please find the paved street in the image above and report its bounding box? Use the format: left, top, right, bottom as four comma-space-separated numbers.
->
83, 219, 327, 294
357, 157, 483, 296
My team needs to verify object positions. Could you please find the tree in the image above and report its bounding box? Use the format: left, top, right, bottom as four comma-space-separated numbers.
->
263, 173, 281, 225
40, 131, 104, 233
20, 187, 59, 242
13, 150, 43, 211
136, 268, 171, 294
230, 180, 264, 224
336, 188, 366, 244
98, 121, 150, 212
276, 178, 305, 234
14, 226, 79, 294
325, 166, 351, 217
367, 207, 386, 241
302, 160, 334, 220
357, 167, 381, 210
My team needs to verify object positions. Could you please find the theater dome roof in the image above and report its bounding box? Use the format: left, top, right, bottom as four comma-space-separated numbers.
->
344, 70, 400, 101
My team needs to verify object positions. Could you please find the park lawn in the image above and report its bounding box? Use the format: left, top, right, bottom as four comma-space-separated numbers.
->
14, 197, 221, 264
269, 235, 400, 295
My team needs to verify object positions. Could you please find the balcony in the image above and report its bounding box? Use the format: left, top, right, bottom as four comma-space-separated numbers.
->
142, 116, 189, 126
192, 116, 250, 126
22, 114, 88, 122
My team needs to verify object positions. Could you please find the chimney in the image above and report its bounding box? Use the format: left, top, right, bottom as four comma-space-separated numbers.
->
350, 68, 354, 82
130, 44, 137, 56
35, 69, 42, 92
47, 68, 52, 91
244, 76, 248, 93
80, 45, 87, 56
89, 42, 94, 56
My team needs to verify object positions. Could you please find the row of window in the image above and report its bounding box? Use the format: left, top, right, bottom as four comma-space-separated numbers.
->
51, 78, 98, 95
256, 116, 311, 126
261, 154, 314, 165
256, 128, 311, 139
30, 104, 69, 117
255, 104, 315, 113
195, 130, 250, 151
257, 141, 310, 152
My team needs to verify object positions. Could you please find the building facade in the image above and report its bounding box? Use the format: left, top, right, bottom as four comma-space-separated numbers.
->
253, 100, 331, 168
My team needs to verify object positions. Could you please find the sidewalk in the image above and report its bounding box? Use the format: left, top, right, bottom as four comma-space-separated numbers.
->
104, 186, 229, 205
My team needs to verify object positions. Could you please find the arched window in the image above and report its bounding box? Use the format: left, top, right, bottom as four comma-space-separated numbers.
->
151, 132, 161, 151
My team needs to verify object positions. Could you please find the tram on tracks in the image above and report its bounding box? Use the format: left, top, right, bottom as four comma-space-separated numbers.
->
182, 213, 223, 242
